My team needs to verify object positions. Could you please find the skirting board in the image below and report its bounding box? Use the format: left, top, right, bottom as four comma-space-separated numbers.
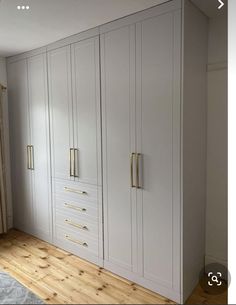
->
207, 61, 227, 72
7, 216, 13, 230
205, 255, 228, 281
205, 254, 227, 268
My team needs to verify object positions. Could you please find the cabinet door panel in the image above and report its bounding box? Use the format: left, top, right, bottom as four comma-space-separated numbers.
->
101, 25, 137, 271
136, 12, 181, 288
8, 59, 33, 232
72, 37, 101, 186
48, 46, 74, 181
28, 54, 52, 241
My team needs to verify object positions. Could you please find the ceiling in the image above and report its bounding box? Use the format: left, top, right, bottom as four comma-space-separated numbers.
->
191, 0, 227, 18
0, 0, 227, 57
0, 0, 167, 57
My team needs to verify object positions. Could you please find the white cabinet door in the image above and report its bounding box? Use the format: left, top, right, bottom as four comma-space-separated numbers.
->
71, 36, 101, 186
101, 25, 137, 272
28, 54, 52, 242
48, 46, 74, 181
136, 12, 181, 290
8, 59, 33, 233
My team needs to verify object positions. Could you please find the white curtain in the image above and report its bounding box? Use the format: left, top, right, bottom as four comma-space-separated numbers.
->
0, 86, 7, 234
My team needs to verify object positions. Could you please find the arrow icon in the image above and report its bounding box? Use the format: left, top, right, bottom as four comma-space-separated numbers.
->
218, 0, 224, 10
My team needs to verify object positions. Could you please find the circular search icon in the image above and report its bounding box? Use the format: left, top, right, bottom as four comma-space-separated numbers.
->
199, 263, 230, 295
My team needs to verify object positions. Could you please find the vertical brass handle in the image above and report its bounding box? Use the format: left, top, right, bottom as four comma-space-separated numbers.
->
74, 148, 79, 178
136, 153, 141, 189
30, 145, 34, 170
27, 146, 31, 169
70, 148, 74, 177
131, 153, 135, 187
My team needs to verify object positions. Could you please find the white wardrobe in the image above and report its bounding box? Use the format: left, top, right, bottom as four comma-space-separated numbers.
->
101, 3, 182, 300
47, 36, 103, 265
7, 0, 207, 303
8, 53, 52, 242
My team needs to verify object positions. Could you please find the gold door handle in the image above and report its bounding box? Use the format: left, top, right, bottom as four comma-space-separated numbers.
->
64, 187, 87, 195
65, 219, 88, 231
74, 148, 79, 178
30, 145, 34, 170
64, 203, 86, 212
65, 235, 88, 247
70, 148, 74, 177
131, 153, 135, 187
27, 145, 31, 169
136, 153, 141, 189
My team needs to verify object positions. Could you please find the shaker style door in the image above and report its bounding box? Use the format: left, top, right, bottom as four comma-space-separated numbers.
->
48, 45, 74, 181
101, 25, 138, 272
136, 11, 181, 290
28, 53, 52, 241
71, 36, 101, 186
8, 59, 33, 233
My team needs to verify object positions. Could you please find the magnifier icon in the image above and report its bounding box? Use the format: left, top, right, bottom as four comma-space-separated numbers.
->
207, 272, 222, 287
211, 275, 219, 283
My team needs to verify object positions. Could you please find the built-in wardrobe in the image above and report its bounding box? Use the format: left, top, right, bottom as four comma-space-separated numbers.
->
7, 0, 207, 303
8, 53, 52, 242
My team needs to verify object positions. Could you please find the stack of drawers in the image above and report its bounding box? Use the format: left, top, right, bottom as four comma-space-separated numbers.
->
52, 179, 101, 264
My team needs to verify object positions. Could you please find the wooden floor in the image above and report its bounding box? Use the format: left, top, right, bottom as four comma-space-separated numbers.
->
0, 230, 227, 304
186, 281, 227, 305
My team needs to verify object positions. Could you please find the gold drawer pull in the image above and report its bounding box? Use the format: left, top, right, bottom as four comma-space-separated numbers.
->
65, 219, 88, 231
64, 187, 87, 195
65, 235, 88, 247
64, 203, 86, 212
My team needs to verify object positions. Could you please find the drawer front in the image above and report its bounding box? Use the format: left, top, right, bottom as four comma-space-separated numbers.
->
54, 196, 98, 220
55, 210, 99, 239
54, 225, 98, 256
54, 179, 98, 204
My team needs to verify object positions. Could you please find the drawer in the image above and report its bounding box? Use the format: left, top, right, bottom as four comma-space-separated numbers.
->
54, 196, 98, 220
54, 210, 99, 239
54, 179, 98, 204
54, 225, 98, 256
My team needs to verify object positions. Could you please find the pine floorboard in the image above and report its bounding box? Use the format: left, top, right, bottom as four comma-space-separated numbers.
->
0, 230, 227, 304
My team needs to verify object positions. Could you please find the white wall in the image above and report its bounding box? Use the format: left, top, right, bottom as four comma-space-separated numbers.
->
205, 13, 227, 267
0, 58, 7, 94
0, 56, 12, 229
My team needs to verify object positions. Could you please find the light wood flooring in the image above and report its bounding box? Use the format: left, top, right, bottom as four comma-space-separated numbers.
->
0, 230, 227, 304
186, 281, 227, 305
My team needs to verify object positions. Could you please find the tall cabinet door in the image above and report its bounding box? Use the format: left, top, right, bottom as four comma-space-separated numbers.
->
136, 11, 181, 290
101, 25, 137, 272
71, 36, 101, 186
28, 54, 52, 241
48, 45, 74, 181
8, 59, 33, 232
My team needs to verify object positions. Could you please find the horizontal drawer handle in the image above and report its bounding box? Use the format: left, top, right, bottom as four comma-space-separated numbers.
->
64, 203, 86, 212
65, 235, 88, 247
65, 219, 88, 231
64, 187, 87, 195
